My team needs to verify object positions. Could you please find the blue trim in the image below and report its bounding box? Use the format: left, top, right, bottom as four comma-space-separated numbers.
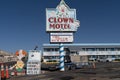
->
60, 55, 64, 58
60, 61, 64, 63
43, 43, 120, 47
59, 66, 64, 69
59, 44, 63, 47
60, 50, 64, 53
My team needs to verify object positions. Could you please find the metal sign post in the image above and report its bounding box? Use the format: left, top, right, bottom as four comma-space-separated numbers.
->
46, 0, 80, 71
59, 43, 65, 71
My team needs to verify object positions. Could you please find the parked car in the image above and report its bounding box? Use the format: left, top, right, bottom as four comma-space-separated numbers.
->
89, 57, 96, 61
97, 58, 115, 62
64, 62, 76, 70
48, 62, 76, 71
74, 62, 89, 69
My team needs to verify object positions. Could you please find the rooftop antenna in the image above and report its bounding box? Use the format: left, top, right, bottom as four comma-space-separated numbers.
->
34, 46, 38, 50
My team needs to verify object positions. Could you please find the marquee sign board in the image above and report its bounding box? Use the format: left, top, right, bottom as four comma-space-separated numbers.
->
27, 50, 41, 75
50, 33, 73, 43
46, 0, 80, 32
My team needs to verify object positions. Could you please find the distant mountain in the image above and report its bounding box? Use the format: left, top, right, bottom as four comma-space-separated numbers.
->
0, 50, 11, 56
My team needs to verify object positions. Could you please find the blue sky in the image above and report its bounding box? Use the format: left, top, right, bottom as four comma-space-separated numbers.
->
0, 0, 120, 53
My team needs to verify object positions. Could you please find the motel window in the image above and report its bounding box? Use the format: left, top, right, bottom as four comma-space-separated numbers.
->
44, 56, 59, 59
43, 48, 47, 51
44, 48, 51, 52
106, 48, 110, 51
55, 48, 59, 51
86, 48, 95, 51
111, 48, 114, 51
118, 48, 120, 51
92, 55, 96, 58
44, 48, 55, 52
47, 48, 51, 51
106, 48, 115, 51
112, 55, 115, 58
81, 48, 85, 51
51, 56, 55, 59
115, 48, 120, 51
70, 51, 77, 54
82, 48, 85, 51
44, 56, 49, 59
51, 48, 54, 51
118, 55, 120, 58
91, 48, 95, 51
96, 48, 100, 51
52, 56, 59, 59
99, 48, 105, 51
56, 56, 60, 59
95, 48, 105, 51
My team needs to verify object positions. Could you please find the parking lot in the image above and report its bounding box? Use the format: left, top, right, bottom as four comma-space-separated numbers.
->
7, 62, 120, 80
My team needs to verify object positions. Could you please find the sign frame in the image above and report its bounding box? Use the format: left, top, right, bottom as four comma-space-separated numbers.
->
46, 0, 80, 32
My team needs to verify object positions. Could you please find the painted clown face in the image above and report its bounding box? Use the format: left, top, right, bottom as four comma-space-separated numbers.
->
57, 4, 68, 17
15, 50, 27, 60
58, 4, 67, 13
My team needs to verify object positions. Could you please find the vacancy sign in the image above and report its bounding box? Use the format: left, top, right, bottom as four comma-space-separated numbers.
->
50, 33, 73, 43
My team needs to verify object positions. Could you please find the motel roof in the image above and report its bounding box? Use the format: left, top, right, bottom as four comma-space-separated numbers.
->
43, 43, 120, 48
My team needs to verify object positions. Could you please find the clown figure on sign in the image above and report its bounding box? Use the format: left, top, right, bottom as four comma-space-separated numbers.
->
56, 1, 69, 17
10, 50, 27, 72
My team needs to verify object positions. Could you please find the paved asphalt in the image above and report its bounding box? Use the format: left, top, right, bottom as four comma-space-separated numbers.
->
5, 62, 120, 80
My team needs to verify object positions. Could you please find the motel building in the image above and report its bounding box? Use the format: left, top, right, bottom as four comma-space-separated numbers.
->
42, 43, 120, 63
44, 0, 120, 63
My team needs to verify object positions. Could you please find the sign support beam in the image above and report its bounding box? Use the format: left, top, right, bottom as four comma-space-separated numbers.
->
59, 43, 65, 71
46, 0, 80, 72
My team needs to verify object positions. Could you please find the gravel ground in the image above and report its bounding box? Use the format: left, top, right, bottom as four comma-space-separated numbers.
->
5, 62, 120, 80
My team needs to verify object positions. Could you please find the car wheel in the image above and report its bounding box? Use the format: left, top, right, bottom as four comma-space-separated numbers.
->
106, 60, 109, 62
65, 66, 70, 71
71, 66, 76, 70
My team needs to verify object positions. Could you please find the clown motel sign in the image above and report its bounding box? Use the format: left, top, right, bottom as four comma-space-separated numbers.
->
46, 0, 80, 32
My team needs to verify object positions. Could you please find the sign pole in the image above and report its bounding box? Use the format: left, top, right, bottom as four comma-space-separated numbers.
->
46, 0, 80, 71
59, 43, 65, 71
